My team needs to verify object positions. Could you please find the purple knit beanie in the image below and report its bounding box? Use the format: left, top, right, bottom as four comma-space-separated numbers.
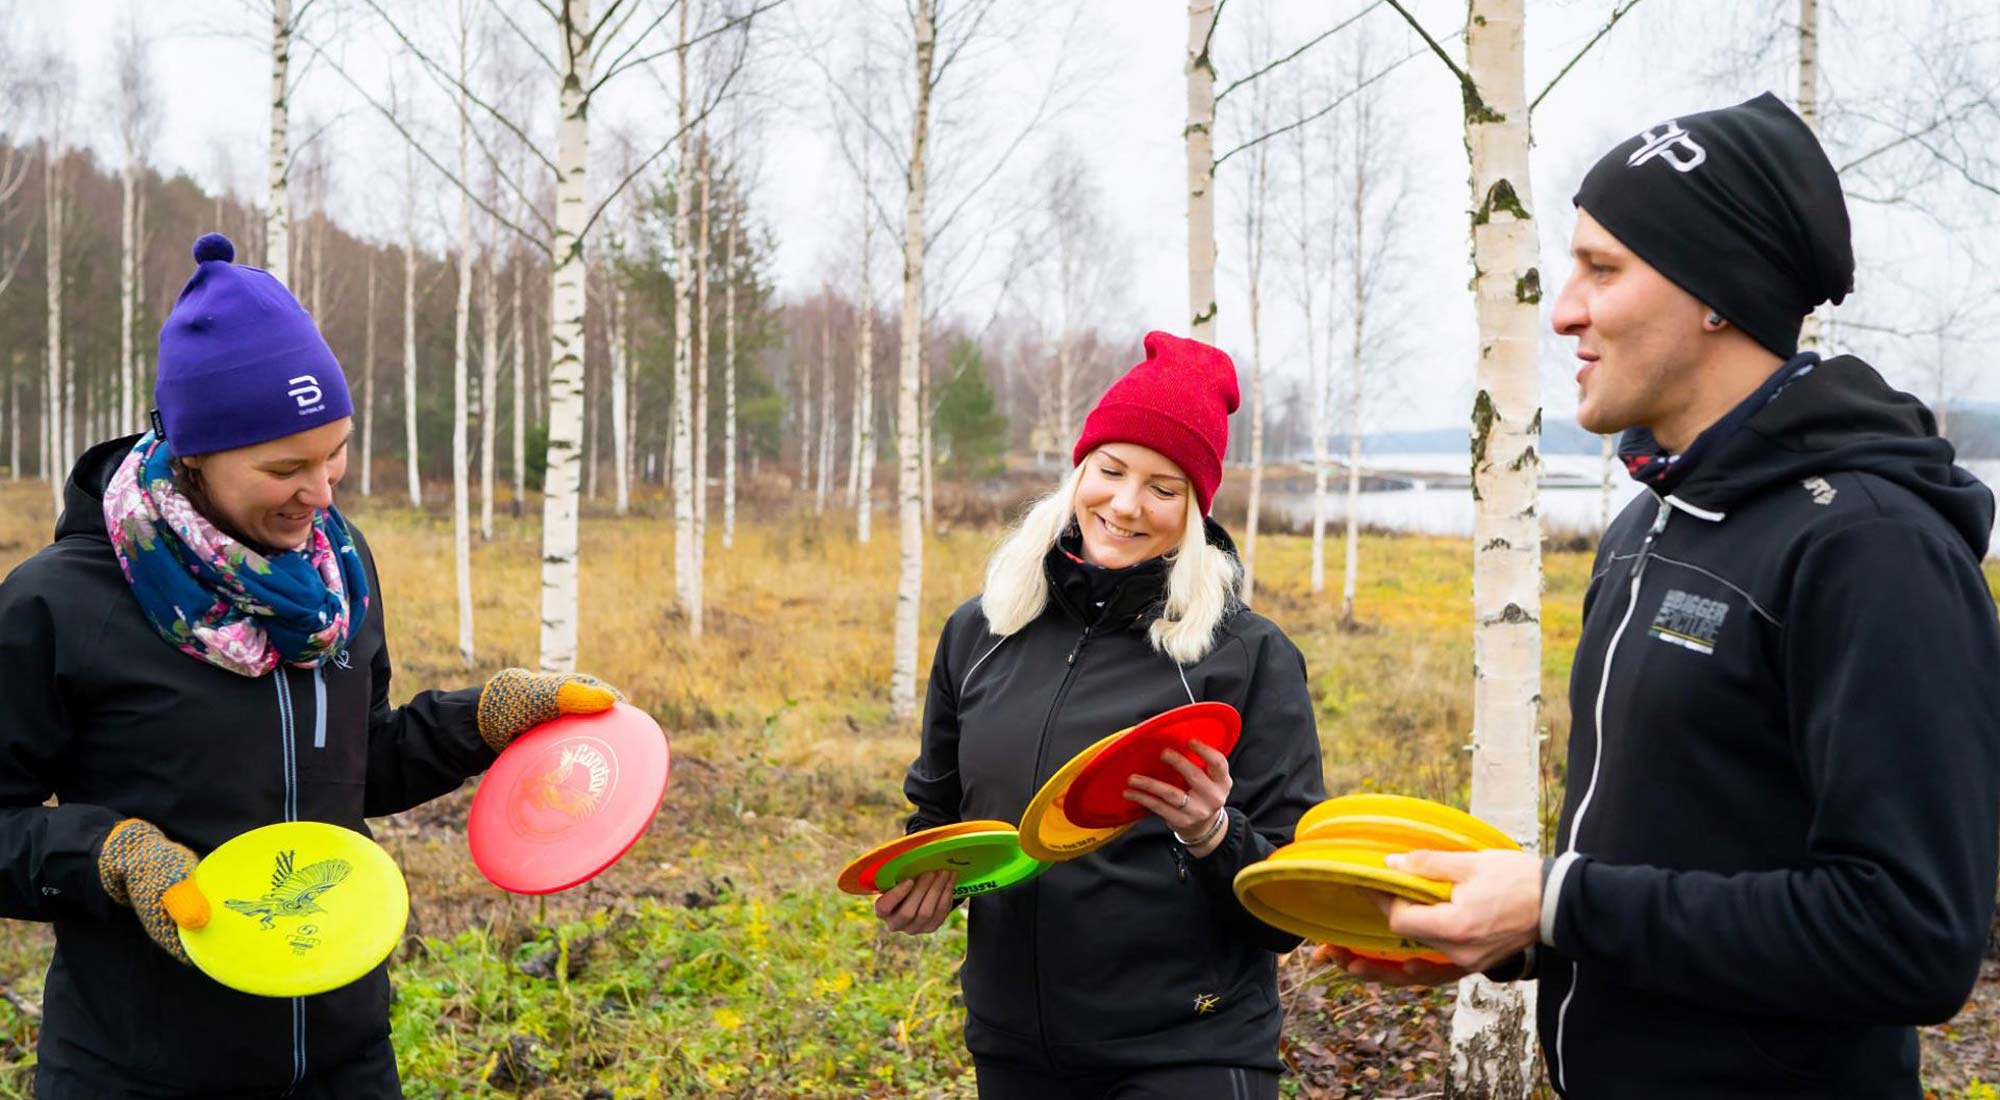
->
154, 233, 351, 456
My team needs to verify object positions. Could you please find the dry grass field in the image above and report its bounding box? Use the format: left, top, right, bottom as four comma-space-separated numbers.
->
0, 475, 1995, 1098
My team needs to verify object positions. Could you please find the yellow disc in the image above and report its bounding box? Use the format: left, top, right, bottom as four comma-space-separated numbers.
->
1293, 814, 1491, 853
1233, 847, 1452, 956
1018, 728, 1135, 862
181, 821, 410, 998
1295, 794, 1519, 852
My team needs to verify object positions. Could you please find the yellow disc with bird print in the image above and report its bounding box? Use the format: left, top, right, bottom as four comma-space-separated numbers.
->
180, 821, 410, 998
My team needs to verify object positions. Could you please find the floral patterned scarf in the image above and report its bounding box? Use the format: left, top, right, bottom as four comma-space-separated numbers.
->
102, 431, 370, 677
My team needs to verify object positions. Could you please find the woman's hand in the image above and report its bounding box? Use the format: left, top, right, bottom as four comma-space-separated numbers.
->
1311, 943, 1471, 987
476, 669, 623, 753
873, 870, 958, 935
1123, 741, 1233, 858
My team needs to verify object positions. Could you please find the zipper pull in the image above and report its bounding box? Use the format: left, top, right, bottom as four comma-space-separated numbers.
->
1171, 843, 1188, 882
1066, 626, 1091, 666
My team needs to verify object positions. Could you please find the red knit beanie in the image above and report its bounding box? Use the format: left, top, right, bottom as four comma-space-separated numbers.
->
1072, 331, 1240, 515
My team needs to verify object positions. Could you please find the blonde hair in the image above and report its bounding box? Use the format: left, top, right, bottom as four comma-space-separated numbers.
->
979, 461, 1242, 665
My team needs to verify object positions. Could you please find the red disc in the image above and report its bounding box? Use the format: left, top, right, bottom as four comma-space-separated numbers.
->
1064, 702, 1241, 828
467, 702, 670, 894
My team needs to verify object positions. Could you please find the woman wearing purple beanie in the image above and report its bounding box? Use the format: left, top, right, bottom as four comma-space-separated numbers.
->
0, 234, 622, 1098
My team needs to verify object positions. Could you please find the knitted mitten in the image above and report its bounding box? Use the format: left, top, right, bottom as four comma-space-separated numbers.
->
98, 819, 209, 965
476, 669, 623, 753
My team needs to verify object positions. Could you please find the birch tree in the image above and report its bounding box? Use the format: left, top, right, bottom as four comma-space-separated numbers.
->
266, 0, 300, 286
1185, 0, 1218, 342
723, 157, 742, 548
341, 0, 767, 669
402, 143, 422, 509
361, 251, 377, 496
451, 0, 477, 667
1237, 68, 1273, 604
1390, 1, 1540, 1091
113, 16, 159, 438
671, 0, 702, 636
43, 108, 70, 516
1796, 0, 1822, 349
888, 0, 935, 722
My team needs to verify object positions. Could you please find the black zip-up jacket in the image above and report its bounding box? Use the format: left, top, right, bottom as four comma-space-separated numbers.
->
1540, 357, 2000, 1098
0, 435, 493, 1096
903, 521, 1326, 1073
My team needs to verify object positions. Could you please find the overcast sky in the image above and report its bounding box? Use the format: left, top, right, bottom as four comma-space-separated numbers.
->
27, 0, 2000, 432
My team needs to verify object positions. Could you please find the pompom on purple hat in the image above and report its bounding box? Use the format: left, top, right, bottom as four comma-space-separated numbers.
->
153, 233, 351, 456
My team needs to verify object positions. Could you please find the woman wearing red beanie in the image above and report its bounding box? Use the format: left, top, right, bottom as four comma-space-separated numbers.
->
885, 331, 1326, 1099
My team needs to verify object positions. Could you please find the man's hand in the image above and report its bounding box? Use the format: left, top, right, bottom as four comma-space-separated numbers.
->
1311, 943, 1470, 987
1375, 849, 1543, 973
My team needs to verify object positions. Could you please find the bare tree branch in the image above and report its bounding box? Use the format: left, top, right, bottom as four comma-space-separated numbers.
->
486, 0, 561, 76
1216, 1, 1381, 105
345, 0, 563, 177
1201, 0, 1229, 62
1530, 0, 1644, 114
1381, 0, 1473, 95
1214, 36, 1452, 169
589, 0, 789, 95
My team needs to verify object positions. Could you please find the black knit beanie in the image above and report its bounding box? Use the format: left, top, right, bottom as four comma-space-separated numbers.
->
1574, 92, 1854, 358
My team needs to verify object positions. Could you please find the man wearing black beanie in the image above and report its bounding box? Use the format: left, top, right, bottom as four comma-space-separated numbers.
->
1331, 93, 2000, 1100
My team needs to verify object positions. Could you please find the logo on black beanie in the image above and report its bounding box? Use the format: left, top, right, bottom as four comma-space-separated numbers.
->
1626, 121, 1707, 173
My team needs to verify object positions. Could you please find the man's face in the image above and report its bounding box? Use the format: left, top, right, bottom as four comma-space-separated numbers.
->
1552, 211, 1708, 438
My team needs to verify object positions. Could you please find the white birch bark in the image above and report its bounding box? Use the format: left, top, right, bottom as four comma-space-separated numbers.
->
404, 148, 422, 509
800, 308, 815, 492
890, 0, 934, 722
1599, 434, 1615, 533
44, 142, 63, 516
537, 0, 592, 671
361, 252, 376, 496
1241, 109, 1270, 604
120, 160, 135, 441
723, 186, 739, 549
669, 0, 702, 637
1293, 110, 1326, 594
855, 205, 876, 545
511, 247, 525, 517
1796, 0, 1822, 350
611, 280, 630, 516
1451, 0, 1542, 1091
266, 0, 291, 287
694, 138, 711, 577
451, 35, 476, 668
480, 244, 499, 538
1185, 0, 1217, 342
1341, 101, 1367, 627
133, 184, 148, 431
815, 312, 832, 513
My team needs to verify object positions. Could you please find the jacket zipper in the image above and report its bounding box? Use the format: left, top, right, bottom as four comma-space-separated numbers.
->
1027, 621, 1093, 1063
274, 669, 308, 1092
1552, 495, 1671, 1093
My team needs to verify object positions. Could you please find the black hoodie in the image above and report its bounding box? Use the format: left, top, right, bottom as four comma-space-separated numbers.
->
903, 520, 1326, 1073
0, 435, 492, 1096
1539, 356, 2000, 1098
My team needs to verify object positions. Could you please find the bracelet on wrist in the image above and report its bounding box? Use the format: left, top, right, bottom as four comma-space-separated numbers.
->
1175, 808, 1227, 848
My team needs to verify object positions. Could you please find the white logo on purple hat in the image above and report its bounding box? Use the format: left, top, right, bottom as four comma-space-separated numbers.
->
1627, 121, 1707, 173
287, 375, 326, 414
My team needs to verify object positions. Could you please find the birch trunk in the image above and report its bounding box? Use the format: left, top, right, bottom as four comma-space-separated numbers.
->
1451, 0, 1542, 1092
266, 0, 291, 287
723, 194, 738, 549
1341, 118, 1366, 627
511, 248, 525, 517
404, 151, 422, 509
451, 57, 476, 668
694, 140, 711, 578
815, 314, 832, 514
44, 144, 63, 516
361, 253, 376, 496
1796, 0, 1822, 350
669, 0, 702, 637
611, 280, 630, 516
855, 215, 876, 545
1241, 128, 1269, 603
1599, 434, 1615, 533
537, 0, 593, 671
800, 313, 815, 492
1185, 0, 1218, 341
890, 0, 934, 722
1294, 115, 1326, 594
120, 161, 135, 440
480, 245, 499, 537
133, 185, 148, 431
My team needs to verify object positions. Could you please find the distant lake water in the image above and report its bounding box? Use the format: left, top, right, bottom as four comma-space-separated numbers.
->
1247, 453, 2000, 558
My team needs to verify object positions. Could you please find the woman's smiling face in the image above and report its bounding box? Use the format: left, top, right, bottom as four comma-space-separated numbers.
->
1072, 443, 1190, 569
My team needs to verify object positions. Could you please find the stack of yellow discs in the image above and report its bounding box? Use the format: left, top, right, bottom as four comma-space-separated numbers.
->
1233, 793, 1521, 962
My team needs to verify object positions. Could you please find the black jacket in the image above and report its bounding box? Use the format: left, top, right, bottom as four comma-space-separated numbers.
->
1541, 357, 2000, 1098
904, 521, 1326, 1072
0, 435, 493, 1096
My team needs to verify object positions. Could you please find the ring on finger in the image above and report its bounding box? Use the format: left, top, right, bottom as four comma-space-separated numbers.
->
1177, 790, 1190, 810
